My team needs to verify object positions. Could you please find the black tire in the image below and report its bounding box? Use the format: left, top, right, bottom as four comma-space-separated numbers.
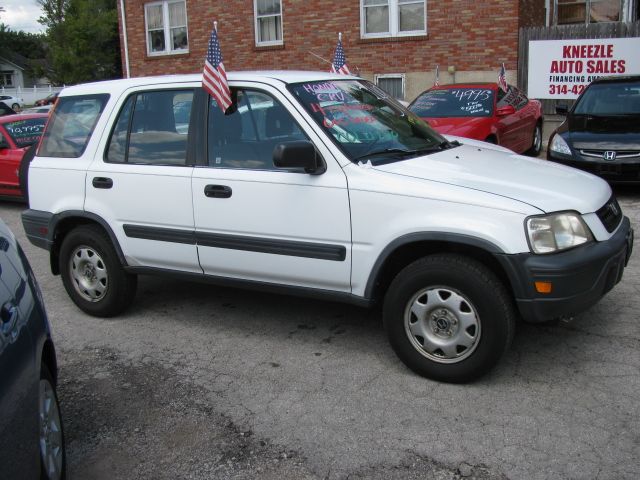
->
11, 103, 20, 111
59, 225, 137, 317
526, 122, 543, 157
383, 254, 515, 383
484, 136, 497, 144
19, 144, 37, 204
39, 364, 66, 480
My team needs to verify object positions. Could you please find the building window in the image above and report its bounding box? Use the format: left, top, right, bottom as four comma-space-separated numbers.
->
361, 0, 426, 38
0, 71, 13, 87
555, 0, 622, 24
375, 74, 405, 100
254, 0, 283, 46
145, 1, 188, 55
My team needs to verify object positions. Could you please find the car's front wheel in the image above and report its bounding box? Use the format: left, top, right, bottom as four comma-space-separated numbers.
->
39, 364, 66, 480
11, 103, 20, 111
383, 254, 515, 383
59, 225, 137, 317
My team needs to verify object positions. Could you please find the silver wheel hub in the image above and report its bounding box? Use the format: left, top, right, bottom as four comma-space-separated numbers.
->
404, 287, 481, 364
39, 378, 63, 480
69, 246, 108, 302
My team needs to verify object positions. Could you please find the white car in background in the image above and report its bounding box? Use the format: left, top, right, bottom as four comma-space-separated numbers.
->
0, 94, 25, 111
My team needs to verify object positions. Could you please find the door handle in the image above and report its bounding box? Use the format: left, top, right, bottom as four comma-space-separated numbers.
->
92, 177, 113, 189
204, 184, 232, 198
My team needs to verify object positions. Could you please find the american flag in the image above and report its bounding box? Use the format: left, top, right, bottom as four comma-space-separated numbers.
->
203, 22, 232, 112
330, 33, 351, 75
497, 63, 508, 93
434, 65, 440, 86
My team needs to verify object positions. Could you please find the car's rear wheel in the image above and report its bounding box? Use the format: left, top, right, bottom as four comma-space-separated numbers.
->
39, 364, 66, 480
383, 254, 515, 383
526, 122, 542, 156
59, 225, 137, 317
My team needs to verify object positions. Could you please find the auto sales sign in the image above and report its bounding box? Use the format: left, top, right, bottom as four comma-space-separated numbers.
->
528, 37, 640, 99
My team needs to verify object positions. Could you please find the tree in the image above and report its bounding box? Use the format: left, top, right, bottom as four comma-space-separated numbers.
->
0, 24, 47, 59
39, 0, 121, 85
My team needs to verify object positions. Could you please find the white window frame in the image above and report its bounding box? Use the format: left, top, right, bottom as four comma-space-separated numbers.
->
254, 0, 284, 46
361, 0, 427, 39
144, 0, 189, 56
374, 73, 406, 100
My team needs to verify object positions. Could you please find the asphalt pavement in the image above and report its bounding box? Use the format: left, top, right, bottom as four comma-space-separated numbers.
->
1, 184, 638, 480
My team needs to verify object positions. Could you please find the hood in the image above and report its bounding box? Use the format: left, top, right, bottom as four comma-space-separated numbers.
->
424, 116, 489, 138
371, 144, 611, 214
566, 114, 640, 149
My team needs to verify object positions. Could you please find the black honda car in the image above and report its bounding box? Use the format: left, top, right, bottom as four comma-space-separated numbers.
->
547, 76, 640, 183
0, 218, 65, 479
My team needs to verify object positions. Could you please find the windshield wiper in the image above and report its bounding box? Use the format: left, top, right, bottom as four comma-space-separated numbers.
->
353, 148, 423, 163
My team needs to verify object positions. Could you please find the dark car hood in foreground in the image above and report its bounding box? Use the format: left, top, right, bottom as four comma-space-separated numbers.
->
564, 114, 640, 149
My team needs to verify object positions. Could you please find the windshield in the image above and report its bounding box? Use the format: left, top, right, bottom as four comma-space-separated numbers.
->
574, 81, 640, 115
409, 88, 494, 117
3, 117, 47, 147
289, 80, 450, 164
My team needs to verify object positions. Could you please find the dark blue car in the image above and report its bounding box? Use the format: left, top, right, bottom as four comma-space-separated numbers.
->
0, 218, 65, 479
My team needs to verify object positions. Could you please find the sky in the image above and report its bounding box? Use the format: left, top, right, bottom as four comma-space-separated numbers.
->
1, 0, 44, 33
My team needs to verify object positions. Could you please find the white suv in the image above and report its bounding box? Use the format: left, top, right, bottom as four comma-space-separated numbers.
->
22, 72, 633, 382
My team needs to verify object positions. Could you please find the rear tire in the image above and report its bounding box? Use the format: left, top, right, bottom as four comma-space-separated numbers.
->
526, 122, 543, 157
59, 225, 137, 317
383, 254, 515, 383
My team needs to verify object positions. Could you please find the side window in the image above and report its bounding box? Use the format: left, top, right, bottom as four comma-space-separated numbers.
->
207, 89, 307, 170
38, 94, 109, 158
106, 89, 194, 165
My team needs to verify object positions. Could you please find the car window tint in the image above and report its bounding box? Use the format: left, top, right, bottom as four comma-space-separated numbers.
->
410, 88, 493, 117
38, 94, 109, 158
207, 89, 307, 170
108, 89, 194, 165
3, 118, 47, 148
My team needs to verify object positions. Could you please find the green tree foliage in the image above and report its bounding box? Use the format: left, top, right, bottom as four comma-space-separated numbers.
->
0, 24, 47, 59
39, 0, 121, 85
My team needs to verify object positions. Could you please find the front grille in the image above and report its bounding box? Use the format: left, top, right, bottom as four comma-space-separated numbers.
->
580, 149, 640, 160
596, 196, 623, 233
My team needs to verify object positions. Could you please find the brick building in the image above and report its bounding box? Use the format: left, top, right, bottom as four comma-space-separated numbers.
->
116, 0, 636, 101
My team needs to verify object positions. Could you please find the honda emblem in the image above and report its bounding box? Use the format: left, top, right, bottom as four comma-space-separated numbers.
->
603, 151, 617, 161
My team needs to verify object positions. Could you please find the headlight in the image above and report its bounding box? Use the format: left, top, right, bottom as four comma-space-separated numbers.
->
526, 212, 593, 254
549, 134, 572, 155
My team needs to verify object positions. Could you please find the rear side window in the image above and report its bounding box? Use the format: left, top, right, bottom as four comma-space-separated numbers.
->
106, 89, 194, 165
38, 94, 109, 158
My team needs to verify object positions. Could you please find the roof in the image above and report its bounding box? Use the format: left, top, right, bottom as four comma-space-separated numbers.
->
591, 75, 640, 84
58, 71, 360, 97
0, 112, 49, 124
429, 82, 500, 89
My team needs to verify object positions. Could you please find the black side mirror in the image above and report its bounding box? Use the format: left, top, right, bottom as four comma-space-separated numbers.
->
0, 138, 9, 150
273, 141, 326, 175
555, 104, 569, 115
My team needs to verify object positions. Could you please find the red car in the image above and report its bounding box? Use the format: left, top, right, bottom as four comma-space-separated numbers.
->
409, 83, 544, 156
35, 92, 59, 106
0, 113, 48, 199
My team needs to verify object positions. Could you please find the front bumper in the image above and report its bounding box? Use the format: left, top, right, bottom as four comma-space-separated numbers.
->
548, 151, 640, 183
498, 216, 633, 323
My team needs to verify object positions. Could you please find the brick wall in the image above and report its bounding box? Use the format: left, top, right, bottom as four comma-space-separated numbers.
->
118, 0, 520, 80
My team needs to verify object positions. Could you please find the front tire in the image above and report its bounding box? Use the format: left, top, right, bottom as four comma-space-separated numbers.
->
39, 364, 66, 480
59, 225, 137, 317
383, 254, 515, 383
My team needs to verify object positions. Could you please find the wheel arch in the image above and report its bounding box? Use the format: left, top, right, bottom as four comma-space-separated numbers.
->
49, 211, 127, 275
364, 233, 517, 304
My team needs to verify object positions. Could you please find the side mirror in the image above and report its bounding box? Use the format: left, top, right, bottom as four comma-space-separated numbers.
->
555, 104, 569, 115
496, 105, 516, 116
0, 138, 9, 150
273, 141, 326, 175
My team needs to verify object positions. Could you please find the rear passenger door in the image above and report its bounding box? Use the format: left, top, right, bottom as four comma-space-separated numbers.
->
192, 84, 352, 293
85, 86, 201, 273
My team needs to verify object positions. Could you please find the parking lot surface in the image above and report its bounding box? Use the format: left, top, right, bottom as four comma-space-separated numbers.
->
1, 187, 638, 480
